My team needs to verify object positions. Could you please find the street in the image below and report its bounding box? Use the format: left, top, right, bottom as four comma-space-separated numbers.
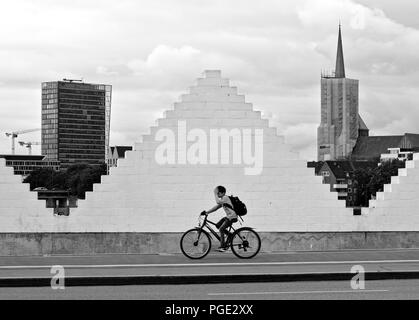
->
1, 249, 419, 299
1, 279, 419, 300
3, 248, 419, 279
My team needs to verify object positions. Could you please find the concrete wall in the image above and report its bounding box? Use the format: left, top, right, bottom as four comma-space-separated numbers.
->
2, 232, 419, 256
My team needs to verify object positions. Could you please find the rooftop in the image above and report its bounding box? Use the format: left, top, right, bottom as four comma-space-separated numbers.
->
351, 134, 419, 160
0, 154, 46, 161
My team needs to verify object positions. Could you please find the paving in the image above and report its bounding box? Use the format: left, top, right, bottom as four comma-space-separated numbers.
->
3, 279, 419, 300
1, 248, 419, 286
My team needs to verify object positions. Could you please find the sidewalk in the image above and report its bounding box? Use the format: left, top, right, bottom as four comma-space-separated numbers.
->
2, 248, 419, 287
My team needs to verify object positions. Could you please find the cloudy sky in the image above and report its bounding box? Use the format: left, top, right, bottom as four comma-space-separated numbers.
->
1, 0, 418, 160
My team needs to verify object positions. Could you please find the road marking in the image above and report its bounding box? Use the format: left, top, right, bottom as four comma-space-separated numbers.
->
208, 289, 390, 296
1, 259, 419, 269
38, 249, 419, 258
0, 272, 365, 280
2, 269, 419, 279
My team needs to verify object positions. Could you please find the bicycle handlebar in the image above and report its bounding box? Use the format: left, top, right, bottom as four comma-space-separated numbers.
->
198, 211, 208, 227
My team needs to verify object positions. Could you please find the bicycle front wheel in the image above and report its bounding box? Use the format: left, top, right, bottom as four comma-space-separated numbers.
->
180, 228, 212, 259
230, 227, 261, 259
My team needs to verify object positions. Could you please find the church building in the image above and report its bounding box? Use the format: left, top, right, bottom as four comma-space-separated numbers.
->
317, 26, 419, 163
317, 25, 369, 161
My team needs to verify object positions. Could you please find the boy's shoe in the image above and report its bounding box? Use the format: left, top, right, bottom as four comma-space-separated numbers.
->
217, 246, 229, 252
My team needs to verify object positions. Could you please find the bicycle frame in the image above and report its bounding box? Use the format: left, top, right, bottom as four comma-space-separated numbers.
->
198, 215, 238, 244
180, 213, 261, 259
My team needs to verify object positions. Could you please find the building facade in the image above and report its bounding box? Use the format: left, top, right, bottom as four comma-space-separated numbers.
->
351, 133, 419, 161
106, 146, 133, 168
317, 26, 368, 161
0, 154, 60, 177
317, 160, 377, 207
41, 80, 111, 168
380, 148, 414, 162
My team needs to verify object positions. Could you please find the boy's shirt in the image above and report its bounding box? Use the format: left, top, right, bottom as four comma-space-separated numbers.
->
219, 195, 238, 220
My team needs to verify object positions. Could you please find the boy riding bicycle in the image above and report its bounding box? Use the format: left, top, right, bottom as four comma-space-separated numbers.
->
201, 186, 238, 252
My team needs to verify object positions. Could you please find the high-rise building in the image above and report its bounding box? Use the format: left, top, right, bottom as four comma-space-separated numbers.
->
41, 80, 111, 168
317, 25, 368, 161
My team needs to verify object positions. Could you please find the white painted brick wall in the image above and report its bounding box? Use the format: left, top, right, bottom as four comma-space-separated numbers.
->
196, 77, 229, 87
3, 70, 419, 233
189, 86, 238, 95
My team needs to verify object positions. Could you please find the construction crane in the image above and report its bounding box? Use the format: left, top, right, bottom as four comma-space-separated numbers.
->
18, 141, 41, 155
5, 128, 41, 154
63, 78, 83, 83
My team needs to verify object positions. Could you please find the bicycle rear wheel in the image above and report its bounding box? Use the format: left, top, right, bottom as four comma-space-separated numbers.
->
180, 228, 212, 259
230, 227, 261, 259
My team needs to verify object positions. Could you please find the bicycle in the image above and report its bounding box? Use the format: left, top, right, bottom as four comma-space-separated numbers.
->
180, 212, 261, 259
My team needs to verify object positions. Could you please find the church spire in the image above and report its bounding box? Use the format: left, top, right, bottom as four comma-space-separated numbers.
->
335, 23, 346, 78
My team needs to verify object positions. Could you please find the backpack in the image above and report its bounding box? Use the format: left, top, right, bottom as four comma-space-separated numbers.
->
228, 195, 247, 216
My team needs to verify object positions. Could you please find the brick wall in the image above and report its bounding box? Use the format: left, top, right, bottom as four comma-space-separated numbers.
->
0, 70, 418, 233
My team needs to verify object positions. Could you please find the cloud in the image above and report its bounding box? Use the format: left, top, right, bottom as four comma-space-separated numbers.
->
96, 66, 119, 76
1, 0, 419, 162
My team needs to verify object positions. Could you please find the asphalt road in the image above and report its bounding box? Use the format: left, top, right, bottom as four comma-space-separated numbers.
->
1, 279, 419, 300
2, 248, 419, 302
2, 248, 419, 279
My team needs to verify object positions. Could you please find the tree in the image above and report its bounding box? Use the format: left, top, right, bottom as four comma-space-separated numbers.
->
65, 163, 107, 199
352, 159, 405, 207
23, 167, 67, 191
352, 167, 374, 207
24, 163, 108, 199
367, 159, 405, 197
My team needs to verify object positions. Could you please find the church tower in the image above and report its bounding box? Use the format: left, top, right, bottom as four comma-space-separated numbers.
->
317, 25, 367, 161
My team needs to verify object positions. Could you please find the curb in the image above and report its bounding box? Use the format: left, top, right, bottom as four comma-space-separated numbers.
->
2, 271, 419, 287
